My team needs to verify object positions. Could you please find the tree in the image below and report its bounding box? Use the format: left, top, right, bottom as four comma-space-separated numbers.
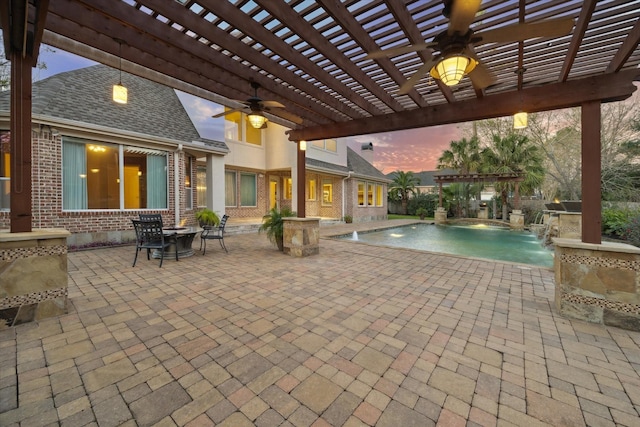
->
389, 170, 419, 215
481, 134, 545, 220
0, 34, 52, 91
437, 136, 482, 217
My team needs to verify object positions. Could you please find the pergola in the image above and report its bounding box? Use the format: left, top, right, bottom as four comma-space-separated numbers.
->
433, 172, 524, 211
1, 0, 639, 244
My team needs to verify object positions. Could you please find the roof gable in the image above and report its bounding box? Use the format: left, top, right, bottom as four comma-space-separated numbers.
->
2, 65, 202, 143
347, 147, 388, 182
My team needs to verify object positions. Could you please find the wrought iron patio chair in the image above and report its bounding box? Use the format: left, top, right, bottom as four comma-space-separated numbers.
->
200, 214, 229, 254
139, 213, 164, 223
132, 219, 178, 267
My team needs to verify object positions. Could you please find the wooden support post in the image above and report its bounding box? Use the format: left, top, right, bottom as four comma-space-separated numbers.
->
581, 101, 601, 244
438, 182, 443, 208
9, 51, 33, 233
296, 142, 305, 218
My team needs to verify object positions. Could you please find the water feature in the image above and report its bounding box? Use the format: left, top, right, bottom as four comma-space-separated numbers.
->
352, 231, 358, 240
335, 223, 554, 267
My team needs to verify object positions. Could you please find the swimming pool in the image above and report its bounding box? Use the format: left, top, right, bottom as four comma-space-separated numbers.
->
336, 223, 554, 267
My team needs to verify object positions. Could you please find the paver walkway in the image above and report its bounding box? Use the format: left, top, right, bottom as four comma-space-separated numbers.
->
1, 221, 639, 426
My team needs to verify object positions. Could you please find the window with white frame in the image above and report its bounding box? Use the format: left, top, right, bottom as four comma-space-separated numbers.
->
376, 184, 384, 207
224, 110, 262, 146
240, 173, 257, 206
307, 178, 317, 201
311, 138, 337, 152
225, 171, 237, 207
62, 138, 168, 210
357, 181, 365, 206
367, 183, 374, 206
322, 179, 333, 205
185, 157, 193, 210
197, 165, 206, 208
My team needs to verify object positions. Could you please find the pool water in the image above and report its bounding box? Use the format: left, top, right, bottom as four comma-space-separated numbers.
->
337, 223, 554, 267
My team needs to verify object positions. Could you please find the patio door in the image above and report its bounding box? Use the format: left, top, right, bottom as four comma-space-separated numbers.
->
269, 177, 279, 211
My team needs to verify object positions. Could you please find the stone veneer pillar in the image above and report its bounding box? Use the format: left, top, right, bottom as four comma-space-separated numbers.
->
554, 238, 640, 331
557, 212, 582, 239
434, 207, 447, 224
509, 209, 524, 230
0, 229, 70, 328
283, 218, 319, 257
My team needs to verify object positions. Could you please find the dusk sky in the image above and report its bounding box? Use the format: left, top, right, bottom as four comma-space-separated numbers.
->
36, 46, 462, 173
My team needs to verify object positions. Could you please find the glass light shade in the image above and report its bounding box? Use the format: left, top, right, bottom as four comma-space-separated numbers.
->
113, 84, 128, 104
430, 55, 476, 86
247, 112, 267, 129
513, 112, 528, 129
299, 140, 307, 151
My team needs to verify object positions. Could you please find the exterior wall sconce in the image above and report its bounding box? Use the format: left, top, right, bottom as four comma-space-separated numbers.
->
113, 40, 127, 104
430, 55, 477, 86
513, 112, 528, 129
247, 112, 267, 129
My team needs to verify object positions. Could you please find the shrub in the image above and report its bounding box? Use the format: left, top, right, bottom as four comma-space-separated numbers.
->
622, 213, 640, 247
602, 208, 634, 238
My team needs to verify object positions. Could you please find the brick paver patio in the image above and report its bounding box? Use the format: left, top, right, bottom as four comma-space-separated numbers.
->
1, 221, 639, 426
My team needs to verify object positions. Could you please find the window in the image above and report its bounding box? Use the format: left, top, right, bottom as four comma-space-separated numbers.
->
358, 182, 365, 206
197, 165, 206, 208
62, 139, 168, 210
284, 177, 292, 200
240, 173, 257, 206
185, 157, 193, 210
322, 179, 333, 205
311, 138, 337, 152
225, 171, 236, 207
224, 110, 262, 145
0, 132, 9, 211
307, 178, 316, 200
376, 184, 384, 207
367, 183, 374, 206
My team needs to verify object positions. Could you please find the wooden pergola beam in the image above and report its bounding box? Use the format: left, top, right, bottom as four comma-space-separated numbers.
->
288, 69, 639, 141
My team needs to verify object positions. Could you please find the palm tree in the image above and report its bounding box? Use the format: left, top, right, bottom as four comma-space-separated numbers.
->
481, 134, 544, 220
437, 137, 483, 217
389, 170, 420, 215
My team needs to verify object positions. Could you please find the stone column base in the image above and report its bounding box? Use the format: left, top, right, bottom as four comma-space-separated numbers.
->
283, 218, 319, 257
1, 229, 71, 328
554, 238, 640, 331
434, 207, 447, 224
510, 209, 524, 230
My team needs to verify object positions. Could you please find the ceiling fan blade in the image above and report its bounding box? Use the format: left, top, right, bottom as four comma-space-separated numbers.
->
365, 42, 436, 59
212, 108, 244, 118
468, 60, 496, 89
398, 57, 439, 95
475, 18, 575, 45
448, 0, 482, 35
262, 100, 286, 108
464, 47, 496, 89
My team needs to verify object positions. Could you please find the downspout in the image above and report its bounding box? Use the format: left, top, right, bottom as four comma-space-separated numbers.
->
342, 171, 353, 220
174, 144, 182, 227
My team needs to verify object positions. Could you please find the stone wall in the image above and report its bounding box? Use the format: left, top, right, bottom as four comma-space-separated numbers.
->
554, 238, 640, 330
0, 229, 70, 328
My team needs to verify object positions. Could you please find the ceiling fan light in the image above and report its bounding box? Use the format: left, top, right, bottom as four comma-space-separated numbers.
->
513, 112, 528, 129
248, 112, 267, 129
113, 83, 127, 104
430, 55, 476, 86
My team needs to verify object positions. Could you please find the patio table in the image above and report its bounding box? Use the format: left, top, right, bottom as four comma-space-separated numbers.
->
152, 226, 200, 259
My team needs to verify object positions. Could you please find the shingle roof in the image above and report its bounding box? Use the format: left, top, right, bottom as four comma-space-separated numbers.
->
347, 147, 390, 182
387, 169, 457, 186
0, 64, 226, 150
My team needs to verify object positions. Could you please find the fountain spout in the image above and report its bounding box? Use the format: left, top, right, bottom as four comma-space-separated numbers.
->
352, 231, 358, 240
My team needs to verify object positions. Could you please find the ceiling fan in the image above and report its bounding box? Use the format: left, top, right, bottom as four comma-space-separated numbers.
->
367, 0, 575, 94
212, 81, 290, 129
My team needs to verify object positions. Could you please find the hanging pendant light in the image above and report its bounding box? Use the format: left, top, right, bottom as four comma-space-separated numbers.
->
247, 112, 267, 129
430, 54, 477, 86
113, 41, 127, 104
513, 112, 528, 129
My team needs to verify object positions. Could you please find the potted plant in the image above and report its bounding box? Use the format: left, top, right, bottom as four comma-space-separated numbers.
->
195, 208, 220, 228
259, 207, 295, 251
416, 207, 428, 220
344, 215, 353, 224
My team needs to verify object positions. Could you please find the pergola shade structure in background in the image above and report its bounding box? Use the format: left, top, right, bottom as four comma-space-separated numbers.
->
1, 0, 639, 243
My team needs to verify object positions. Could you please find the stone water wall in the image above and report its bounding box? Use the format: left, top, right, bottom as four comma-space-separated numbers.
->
554, 238, 640, 330
0, 229, 70, 328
